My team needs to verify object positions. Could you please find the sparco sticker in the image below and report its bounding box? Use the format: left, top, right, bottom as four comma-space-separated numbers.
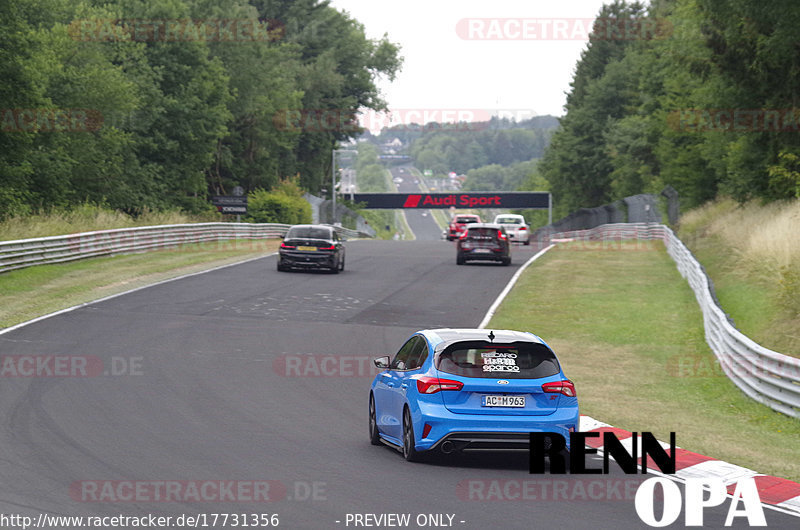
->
481, 351, 520, 373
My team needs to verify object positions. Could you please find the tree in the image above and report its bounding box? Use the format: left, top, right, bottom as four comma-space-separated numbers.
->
0, 0, 402, 217
539, 1, 649, 214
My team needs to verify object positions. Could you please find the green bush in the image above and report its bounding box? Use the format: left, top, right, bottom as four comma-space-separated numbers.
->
245, 178, 312, 225
0, 188, 32, 221
768, 152, 800, 200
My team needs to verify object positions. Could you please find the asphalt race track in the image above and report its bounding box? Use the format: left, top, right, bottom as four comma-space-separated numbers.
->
1, 240, 798, 529
389, 166, 443, 241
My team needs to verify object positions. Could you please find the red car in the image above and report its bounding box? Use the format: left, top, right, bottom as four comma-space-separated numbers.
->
447, 214, 481, 240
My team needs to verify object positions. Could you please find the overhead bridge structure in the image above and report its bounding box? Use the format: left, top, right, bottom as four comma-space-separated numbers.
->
351, 191, 551, 216
350, 191, 552, 225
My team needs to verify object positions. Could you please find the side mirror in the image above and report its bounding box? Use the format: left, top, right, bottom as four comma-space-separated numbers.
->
373, 356, 390, 369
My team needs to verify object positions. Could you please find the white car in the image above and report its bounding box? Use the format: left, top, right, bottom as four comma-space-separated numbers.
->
493, 214, 531, 245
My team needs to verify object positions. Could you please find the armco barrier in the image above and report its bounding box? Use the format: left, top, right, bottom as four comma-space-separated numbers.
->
550, 223, 800, 420
0, 223, 371, 274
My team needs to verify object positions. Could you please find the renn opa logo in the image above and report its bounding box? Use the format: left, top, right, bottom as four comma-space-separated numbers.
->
530, 432, 766, 526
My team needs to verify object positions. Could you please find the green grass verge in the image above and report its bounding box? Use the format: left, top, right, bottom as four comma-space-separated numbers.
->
488, 241, 800, 482
686, 235, 783, 345
350, 166, 404, 240
0, 202, 219, 241
358, 210, 396, 240
0, 239, 279, 329
431, 209, 449, 232
677, 198, 800, 357
678, 232, 799, 358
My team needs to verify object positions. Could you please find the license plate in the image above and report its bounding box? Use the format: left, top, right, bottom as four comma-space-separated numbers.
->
482, 395, 525, 407
297, 246, 316, 251
474, 248, 491, 253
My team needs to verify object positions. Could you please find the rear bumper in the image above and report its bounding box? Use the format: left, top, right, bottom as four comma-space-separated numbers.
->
278, 251, 336, 269
431, 432, 531, 452
457, 249, 507, 261
412, 402, 579, 452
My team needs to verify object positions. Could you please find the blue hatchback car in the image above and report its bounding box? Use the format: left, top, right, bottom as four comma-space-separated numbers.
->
369, 329, 579, 461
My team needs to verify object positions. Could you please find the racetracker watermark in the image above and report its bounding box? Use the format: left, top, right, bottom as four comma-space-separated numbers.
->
456, 478, 645, 501
71, 481, 284, 502
69, 480, 326, 502
456, 17, 672, 41
0, 355, 142, 377
273, 109, 360, 133
1, 108, 103, 132
68, 18, 284, 42
273, 354, 380, 377
273, 108, 540, 134
669, 108, 800, 132
2, 513, 279, 529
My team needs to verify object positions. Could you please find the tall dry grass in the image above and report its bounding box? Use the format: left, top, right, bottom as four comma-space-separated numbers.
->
680, 197, 800, 352
681, 197, 799, 273
0, 203, 220, 242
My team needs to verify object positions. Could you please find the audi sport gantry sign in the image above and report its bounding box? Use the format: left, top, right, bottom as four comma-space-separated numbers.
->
349, 192, 551, 209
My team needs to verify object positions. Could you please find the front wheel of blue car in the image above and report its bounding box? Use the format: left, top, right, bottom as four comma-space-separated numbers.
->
402, 408, 421, 462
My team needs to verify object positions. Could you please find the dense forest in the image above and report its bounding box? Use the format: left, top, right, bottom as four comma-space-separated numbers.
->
0, 0, 401, 219
357, 116, 558, 194
5, 0, 799, 225
540, 0, 800, 215
406, 116, 557, 176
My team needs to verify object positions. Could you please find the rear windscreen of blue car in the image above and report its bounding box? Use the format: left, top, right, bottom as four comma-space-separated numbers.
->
436, 341, 560, 379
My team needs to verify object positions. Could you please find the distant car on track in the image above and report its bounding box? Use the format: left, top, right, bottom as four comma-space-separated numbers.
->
446, 214, 481, 240
456, 223, 511, 266
493, 214, 531, 245
277, 224, 345, 273
369, 328, 578, 462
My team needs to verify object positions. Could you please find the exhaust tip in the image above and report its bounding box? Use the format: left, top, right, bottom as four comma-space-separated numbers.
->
440, 441, 455, 454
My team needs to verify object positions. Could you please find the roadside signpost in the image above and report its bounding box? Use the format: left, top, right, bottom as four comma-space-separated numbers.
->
211, 195, 248, 218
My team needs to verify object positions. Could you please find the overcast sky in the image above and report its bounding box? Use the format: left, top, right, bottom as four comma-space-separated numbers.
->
330, 0, 613, 125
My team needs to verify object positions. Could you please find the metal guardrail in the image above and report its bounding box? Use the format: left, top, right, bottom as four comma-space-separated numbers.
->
0, 223, 372, 274
550, 223, 800, 420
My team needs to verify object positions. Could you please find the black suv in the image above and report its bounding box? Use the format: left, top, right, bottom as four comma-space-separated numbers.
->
456, 223, 511, 266
277, 224, 345, 273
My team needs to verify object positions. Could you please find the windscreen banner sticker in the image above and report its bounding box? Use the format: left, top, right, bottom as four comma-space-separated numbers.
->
481, 351, 520, 373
